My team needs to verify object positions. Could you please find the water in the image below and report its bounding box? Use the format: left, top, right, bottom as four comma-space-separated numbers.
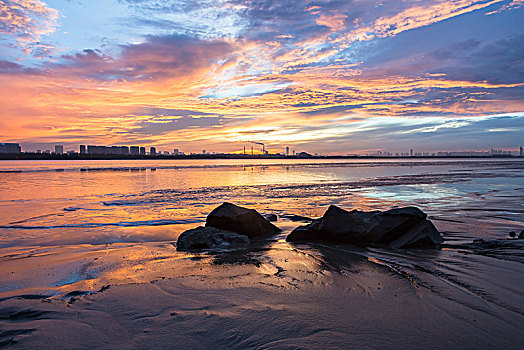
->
1, 158, 523, 348
1, 159, 522, 248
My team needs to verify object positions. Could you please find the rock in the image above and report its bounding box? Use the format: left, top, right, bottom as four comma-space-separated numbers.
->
177, 226, 249, 251
206, 202, 281, 238
318, 206, 378, 242
281, 214, 314, 222
519, 230, 524, 239
264, 214, 278, 222
509, 231, 516, 238
466, 238, 522, 250
365, 207, 427, 244
286, 219, 322, 241
286, 205, 443, 249
389, 220, 443, 249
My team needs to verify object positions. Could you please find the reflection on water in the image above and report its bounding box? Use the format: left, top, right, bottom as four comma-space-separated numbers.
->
0, 158, 523, 299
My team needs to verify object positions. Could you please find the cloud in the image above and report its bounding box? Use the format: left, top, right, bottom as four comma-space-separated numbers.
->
1, 0, 523, 152
0, 0, 59, 54
427, 35, 524, 84
54, 35, 235, 83
134, 116, 226, 136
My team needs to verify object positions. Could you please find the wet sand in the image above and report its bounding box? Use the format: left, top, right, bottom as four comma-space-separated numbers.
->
1, 228, 523, 348
1, 159, 523, 348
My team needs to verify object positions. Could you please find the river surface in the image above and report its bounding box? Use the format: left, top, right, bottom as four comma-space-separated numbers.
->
0, 158, 523, 348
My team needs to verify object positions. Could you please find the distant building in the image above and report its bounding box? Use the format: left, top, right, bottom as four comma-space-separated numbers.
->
520, 146, 523, 157
54, 145, 63, 154
87, 145, 129, 155
0, 143, 21, 154
150, 147, 156, 156
202, 150, 206, 155
139, 147, 146, 155
164, 151, 170, 155
130, 146, 139, 155
80, 145, 86, 154
286, 147, 289, 156
490, 148, 511, 156
437, 150, 490, 157
410, 149, 413, 157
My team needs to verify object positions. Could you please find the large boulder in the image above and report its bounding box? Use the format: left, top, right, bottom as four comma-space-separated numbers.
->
318, 206, 378, 243
177, 226, 249, 251
365, 207, 427, 244
286, 205, 443, 249
388, 220, 442, 249
206, 202, 281, 238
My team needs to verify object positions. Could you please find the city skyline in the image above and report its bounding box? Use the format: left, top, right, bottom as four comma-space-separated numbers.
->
1, 141, 523, 157
0, 1, 523, 153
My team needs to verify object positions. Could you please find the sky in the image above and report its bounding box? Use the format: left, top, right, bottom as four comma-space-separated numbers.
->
0, 0, 523, 154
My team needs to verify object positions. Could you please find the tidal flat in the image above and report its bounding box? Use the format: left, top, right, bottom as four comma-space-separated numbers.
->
0, 159, 523, 348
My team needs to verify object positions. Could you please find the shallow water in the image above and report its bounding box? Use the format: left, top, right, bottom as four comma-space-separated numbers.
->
0, 158, 523, 348
1, 159, 522, 246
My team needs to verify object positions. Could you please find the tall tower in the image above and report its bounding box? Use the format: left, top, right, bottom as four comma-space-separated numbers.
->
286, 147, 289, 156
520, 146, 523, 157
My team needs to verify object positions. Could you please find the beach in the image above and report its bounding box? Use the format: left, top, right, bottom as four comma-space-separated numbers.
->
1, 159, 523, 348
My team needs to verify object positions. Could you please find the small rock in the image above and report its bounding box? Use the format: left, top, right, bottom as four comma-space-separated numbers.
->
206, 202, 281, 237
519, 230, 524, 239
509, 231, 516, 238
176, 226, 249, 251
281, 214, 314, 222
265, 214, 278, 222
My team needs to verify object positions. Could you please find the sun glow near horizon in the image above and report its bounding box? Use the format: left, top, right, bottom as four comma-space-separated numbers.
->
0, 0, 523, 154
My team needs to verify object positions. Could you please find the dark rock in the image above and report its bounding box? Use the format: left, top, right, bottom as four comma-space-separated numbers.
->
264, 214, 278, 222
318, 206, 378, 242
365, 207, 427, 244
466, 238, 522, 250
177, 226, 249, 251
389, 220, 443, 249
286, 219, 322, 241
281, 214, 314, 222
519, 230, 524, 239
206, 202, 281, 238
286, 205, 443, 249
509, 231, 516, 238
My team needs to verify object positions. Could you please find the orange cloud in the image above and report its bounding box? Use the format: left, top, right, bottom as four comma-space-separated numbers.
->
316, 13, 347, 32
1, 0, 523, 152
0, 0, 59, 53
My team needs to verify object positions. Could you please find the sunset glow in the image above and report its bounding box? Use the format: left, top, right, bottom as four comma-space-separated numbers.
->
1, 0, 523, 153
